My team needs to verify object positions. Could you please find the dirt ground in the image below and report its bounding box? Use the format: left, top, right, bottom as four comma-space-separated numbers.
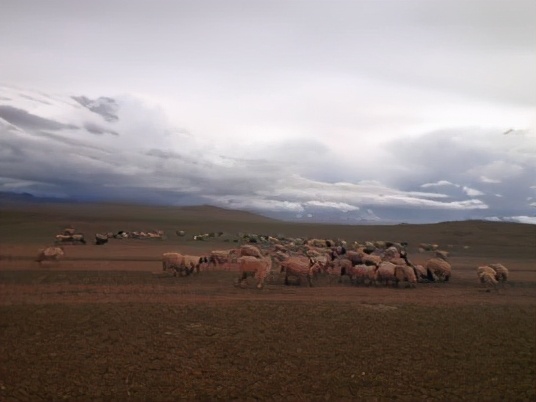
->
0, 203, 535, 401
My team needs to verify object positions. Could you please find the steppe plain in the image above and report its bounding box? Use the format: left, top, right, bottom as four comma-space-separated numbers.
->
0, 200, 534, 401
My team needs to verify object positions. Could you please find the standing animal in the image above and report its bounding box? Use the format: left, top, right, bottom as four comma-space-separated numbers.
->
95, 233, 108, 245
55, 233, 86, 245
425, 253, 451, 282
489, 263, 508, 282
236, 256, 273, 289
208, 250, 235, 270
347, 264, 378, 286
280, 256, 322, 287
36, 246, 64, 264
477, 267, 499, 290
394, 265, 417, 288
375, 262, 397, 286
239, 244, 264, 258
162, 252, 193, 276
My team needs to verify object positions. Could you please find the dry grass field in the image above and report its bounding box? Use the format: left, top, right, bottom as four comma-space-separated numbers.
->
0, 201, 535, 401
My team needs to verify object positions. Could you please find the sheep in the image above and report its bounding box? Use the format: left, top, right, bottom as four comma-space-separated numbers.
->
182, 255, 205, 274
208, 250, 235, 270
489, 263, 509, 282
36, 246, 64, 264
359, 252, 382, 267
425, 253, 451, 282
476, 265, 497, 278
236, 256, 273, 289
383, 246, 400, 260
331, 257, 354, 283
306, 238, 332, 248
375, 262, 397, 286
239, 244, 264, 258
95, 233, 108, 245
280, 256, 322, 287
55, 233, 86, 245
478, 271, 499, 291
412, 264, 429, 282
63, 228, 76, 236
348, 264, 378, 286
345, 250, 363, 266
162, 252, 192, 277
394, 265, 417, 288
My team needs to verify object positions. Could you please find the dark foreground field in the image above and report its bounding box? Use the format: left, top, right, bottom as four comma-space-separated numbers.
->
0, 201, 535, 401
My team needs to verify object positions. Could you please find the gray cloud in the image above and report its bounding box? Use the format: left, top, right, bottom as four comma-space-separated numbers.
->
0, 105, 79, 131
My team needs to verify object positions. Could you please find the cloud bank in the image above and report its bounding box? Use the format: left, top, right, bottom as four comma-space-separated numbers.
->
0, 86, 534, 224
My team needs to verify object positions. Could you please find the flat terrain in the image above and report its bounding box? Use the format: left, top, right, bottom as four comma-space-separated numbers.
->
0, 201, 535, 401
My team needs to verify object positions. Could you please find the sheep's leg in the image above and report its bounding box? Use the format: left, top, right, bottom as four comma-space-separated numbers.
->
307, 275, 314, 287
426, 269, 435, 282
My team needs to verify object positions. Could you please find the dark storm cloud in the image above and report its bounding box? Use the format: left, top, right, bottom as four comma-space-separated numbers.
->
0, 105, 79, 131
72, 96, 119, 122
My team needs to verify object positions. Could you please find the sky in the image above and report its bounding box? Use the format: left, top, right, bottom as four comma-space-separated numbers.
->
1, 0, 535, 223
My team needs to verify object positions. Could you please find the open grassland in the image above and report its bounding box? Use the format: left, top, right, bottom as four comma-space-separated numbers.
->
0, 201, 535, 401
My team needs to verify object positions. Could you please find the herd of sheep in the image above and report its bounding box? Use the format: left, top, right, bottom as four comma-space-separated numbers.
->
159, 238, 509, 291
35, 228, 509, 291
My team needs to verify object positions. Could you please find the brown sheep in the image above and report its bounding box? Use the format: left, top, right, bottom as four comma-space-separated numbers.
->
236, 256, 273, 289
489, 263, 509, 282
162, 252, 192, 276
394, 265, 417, 288
36, 246, 64, 264
239, 244, 264, 258
425, 254, 451, 282
280, 256, 322, 287
479, 271, 499, 290
375, 262, 397, 286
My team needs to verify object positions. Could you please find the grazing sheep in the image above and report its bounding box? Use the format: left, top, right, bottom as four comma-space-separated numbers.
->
348, 264, 378, 286
280, 256, 321, 287
360, 252, 382, 267
333, 258, 354, 283
479, 271, 499, 291
375, 262, 397, 286
95, 233, 108, 245
36, 246, 64, 264
394, 265, 417, 288
489, 263, 509, 282
236, 256, 273, 289
239, 244, 264, 258
344, 250, 363, 266
182, 255, 205, 274
383, 246, 400, 260
412, 264, 429, 282
425, 254, 451, 282
477, 265, 497, 278
55, 233, 86, 245
208, 250, 235, 270
162, 252, 192, 277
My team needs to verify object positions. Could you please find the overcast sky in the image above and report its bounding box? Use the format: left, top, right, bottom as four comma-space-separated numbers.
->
1, 0, 535, 223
